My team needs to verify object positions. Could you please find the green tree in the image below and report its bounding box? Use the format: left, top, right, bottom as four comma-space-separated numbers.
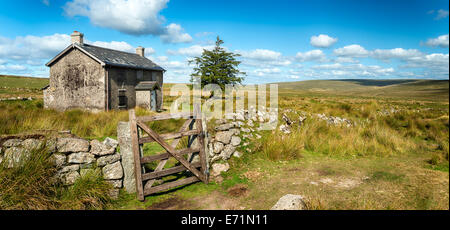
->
189, 36, 245, 90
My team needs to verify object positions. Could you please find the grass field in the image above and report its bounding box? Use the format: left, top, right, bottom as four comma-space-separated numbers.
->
0, 75, 448, 210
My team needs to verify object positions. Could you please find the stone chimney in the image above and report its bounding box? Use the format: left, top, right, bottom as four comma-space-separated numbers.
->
71, 31, 84, 45
136, 46, 145, 57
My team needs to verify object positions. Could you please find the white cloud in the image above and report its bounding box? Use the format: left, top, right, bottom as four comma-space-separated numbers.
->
42, 0, 50, 6
160, 23, 193, 44
435, 9, 449, 20
295, 49, 327, 62
371, 48, 423, 60
167, 44, 215, 56
89, 40, 135, 53
333, 44, 369, 57
310, 34, 338, 48
0, 33, 71, 60
238, 49, 282, 61
64, 0, 192, 43
334, 57, 359, 63
422, 34, 449, 48
253, 67, 282, 76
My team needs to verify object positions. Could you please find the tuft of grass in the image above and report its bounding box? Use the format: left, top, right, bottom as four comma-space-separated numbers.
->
261, 131, 304, 161
58, 168, 114, 210
0, 145, 58, 209
0, 143, 115, 210
369, 171, 405, 182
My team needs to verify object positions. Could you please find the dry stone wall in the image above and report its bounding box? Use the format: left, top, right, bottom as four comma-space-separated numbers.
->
0, 135, 124, 197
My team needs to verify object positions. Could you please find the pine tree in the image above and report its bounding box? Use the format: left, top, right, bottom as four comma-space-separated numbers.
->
189, 36, 245, 90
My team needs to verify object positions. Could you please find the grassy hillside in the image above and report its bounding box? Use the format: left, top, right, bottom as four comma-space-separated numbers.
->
0, 75, 49, 99
276, 79, 449, 102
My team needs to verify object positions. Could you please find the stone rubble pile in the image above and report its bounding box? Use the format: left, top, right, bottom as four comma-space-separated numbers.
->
278, 109, 354, 134
207, 106, 278, 178
0, 136, 123, 198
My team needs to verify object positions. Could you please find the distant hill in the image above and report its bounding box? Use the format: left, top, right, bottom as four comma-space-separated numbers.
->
275, 79, 449, 101
1, 75, 448, 102
0, 75, 49, 89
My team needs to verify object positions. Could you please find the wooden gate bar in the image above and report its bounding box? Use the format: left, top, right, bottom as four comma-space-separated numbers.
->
137, 112, 193, 122
144, 176, 199, 196
140, 147, 200, 164
142, 162, 202, 181
138, 129, 199, 144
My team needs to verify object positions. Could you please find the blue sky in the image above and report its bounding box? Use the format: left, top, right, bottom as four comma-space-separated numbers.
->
0, 0, 448, 83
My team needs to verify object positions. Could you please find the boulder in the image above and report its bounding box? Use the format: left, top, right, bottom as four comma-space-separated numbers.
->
67, 152, 95, 164
57, 138, 89, 153
102, 161, 123, 180
97, 153, 121, 167
215, 131, 234, 144
211, 162, 229, 177
90, 139, 115, 156
230, 136, 241, 146
233, 151, 242, 158
271, 194, 306, 210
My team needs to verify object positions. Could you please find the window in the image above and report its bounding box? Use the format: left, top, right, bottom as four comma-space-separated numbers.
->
137, 70, 143, 80
118, 89, 127, 109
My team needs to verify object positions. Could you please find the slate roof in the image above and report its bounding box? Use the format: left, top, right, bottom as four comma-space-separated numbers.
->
46, 43, 165, 71
135, 81, 160, 90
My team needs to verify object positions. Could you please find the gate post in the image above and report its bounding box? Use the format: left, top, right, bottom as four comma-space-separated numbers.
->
117, 121, 136, 193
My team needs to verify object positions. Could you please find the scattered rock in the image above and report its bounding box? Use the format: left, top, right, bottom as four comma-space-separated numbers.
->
221, 145, 236, 160
211, 162, 230, 177
271, 194, 306, 210
233, 151, 242, 158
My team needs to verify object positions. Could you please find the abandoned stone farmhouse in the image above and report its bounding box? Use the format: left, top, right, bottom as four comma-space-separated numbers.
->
44, 31, 165, 111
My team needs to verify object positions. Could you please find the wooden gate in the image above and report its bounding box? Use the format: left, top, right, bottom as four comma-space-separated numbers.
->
129, 106, 208, 201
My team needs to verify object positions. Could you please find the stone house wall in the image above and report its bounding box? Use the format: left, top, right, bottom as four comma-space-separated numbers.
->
44, 49, 106, 111
107, 67, 163, 110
